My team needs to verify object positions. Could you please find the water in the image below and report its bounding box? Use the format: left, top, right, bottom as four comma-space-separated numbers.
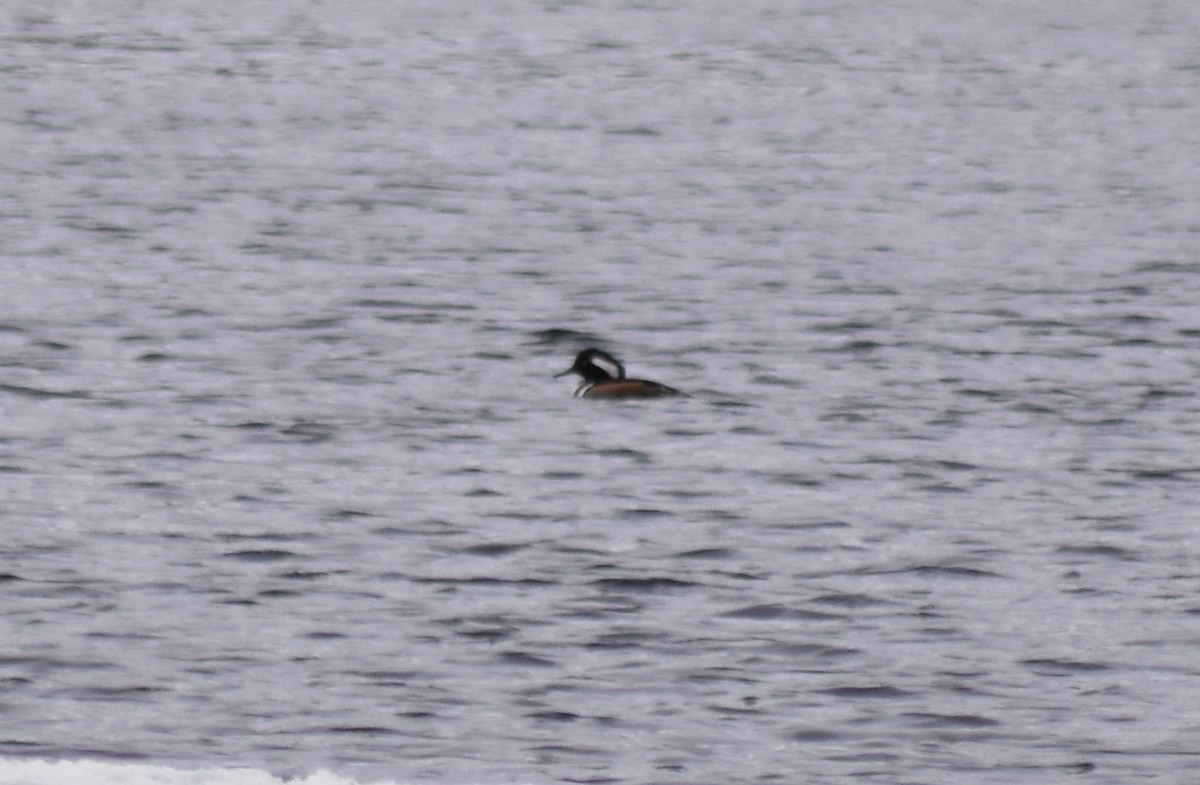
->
3, 1, 1200, 783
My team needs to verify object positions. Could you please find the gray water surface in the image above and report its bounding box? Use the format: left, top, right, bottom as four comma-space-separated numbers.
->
4, 1, 1200, 783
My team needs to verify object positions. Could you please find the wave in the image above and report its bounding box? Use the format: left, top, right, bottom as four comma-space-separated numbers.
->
0, 758, 403, 785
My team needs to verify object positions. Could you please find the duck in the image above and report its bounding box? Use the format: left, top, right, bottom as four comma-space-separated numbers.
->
556, 348, 685, 399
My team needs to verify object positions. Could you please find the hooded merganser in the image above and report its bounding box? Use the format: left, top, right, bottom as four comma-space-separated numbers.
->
556, 348, 684, 399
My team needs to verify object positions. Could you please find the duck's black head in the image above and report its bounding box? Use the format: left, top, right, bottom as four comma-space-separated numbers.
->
556, 348, 626, 383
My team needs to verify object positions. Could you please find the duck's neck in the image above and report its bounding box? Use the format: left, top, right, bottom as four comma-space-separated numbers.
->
578, 363, 616, 383
583, 352, 624, 382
